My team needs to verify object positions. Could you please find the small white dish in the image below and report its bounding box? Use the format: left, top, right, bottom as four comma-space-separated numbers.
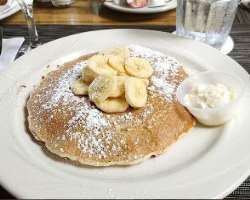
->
0, 0, 20, 20
220, 36, 234, 55
104, 0, 176, 14
176, 71, 246, 126
172, 31, 234, 55
148, 0, 166, 7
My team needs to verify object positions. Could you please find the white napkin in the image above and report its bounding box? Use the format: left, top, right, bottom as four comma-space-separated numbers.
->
0, 37, 24, 72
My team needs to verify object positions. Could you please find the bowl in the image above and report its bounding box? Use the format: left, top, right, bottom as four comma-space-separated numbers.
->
176, 71, 246, 126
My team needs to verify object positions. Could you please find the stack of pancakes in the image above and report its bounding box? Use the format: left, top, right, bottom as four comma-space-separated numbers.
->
27, 45, 195, 166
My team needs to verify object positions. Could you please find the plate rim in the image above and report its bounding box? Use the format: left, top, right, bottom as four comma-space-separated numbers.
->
0, 29, 250, 198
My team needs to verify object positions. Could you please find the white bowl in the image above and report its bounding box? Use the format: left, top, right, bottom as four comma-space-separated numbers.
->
176, 71, 246, 126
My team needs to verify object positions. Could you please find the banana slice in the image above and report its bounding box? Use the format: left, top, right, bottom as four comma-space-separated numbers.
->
71, 79, 89, 96
125, 77, 148, 108
125, 57, 153, 78
108, 55, 126, 73
88, 54, 108, 65
118, 72, 129, 76
101, 47, 130, 58
88, 75, 125, 102
110, 76, 125, 98
82, 60, 117, 84
143, 78, 150, 86
95, 97, 129, 113
88, 75, 115, 103
82, 67, 95, 84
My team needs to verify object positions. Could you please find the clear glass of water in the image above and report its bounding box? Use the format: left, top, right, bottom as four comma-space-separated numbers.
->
176, 0, 239, 49
15, 0, 40, 53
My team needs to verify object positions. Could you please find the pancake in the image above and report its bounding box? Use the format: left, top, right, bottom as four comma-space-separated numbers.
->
27, 45, 195, 166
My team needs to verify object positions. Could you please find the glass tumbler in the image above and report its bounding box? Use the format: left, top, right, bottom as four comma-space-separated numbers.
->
15, 0, 40, 53
176, 0, 239, 49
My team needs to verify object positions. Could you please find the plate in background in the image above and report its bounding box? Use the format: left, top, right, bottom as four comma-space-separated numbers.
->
103, 0, 176, 14
0, 0, 20, 20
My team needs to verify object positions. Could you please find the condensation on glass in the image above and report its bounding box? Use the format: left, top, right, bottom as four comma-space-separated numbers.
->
176, 0, 239, 49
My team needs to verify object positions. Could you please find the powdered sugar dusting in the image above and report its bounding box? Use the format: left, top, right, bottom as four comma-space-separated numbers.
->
31, 45, 183, 159
34, 59, 116, 157
42, 61, 86, 110
128, 44, 181, 101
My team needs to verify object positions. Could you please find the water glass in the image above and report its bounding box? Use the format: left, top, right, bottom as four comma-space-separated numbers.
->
176, 0, 239, 49
15, 0, 40, 53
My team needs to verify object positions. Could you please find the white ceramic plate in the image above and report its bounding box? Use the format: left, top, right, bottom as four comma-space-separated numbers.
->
0, 0, 20, 20
104, 0, 176, 14
0, 29, 250, 199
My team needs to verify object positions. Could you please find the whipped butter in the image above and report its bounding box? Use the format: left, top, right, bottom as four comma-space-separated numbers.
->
184, 83, 235, 109
177, 71, 245, 126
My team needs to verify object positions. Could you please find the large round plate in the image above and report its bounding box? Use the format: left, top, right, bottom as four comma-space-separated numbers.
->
0, 0, 20, 20
103, 0, 176, 14
0, 29, 250, 199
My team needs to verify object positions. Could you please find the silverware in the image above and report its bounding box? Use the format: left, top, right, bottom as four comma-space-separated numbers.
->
14, 41, 26, 60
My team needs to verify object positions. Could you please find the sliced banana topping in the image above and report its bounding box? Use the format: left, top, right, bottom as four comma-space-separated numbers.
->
100, 47, 130, 59
88, 54, 108, 65
118, 72, 129, 76
95, 97, 129, 113
82, 60, 117, 84
125, 57, 153, 78
88, 75, 115, 104
71, 47, 154, 113
108, 54, 126, 73
125, 77, 148, 108
109, 76, 125, 98
82, 67, 95, 84
71, 79, 88, 96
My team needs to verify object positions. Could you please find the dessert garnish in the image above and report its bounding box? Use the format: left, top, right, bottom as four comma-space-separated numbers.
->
71, 48, 153, 113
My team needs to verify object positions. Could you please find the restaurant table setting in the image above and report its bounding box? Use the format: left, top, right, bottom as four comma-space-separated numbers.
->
0, 37, 23, 70
0, 0, 250, 199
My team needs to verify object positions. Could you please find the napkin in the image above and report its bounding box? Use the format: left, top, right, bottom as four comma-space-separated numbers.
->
241, 0, 250, 8
0, 37, 24, 72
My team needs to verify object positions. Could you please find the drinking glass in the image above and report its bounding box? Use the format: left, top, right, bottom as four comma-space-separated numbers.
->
176, 0, 239, 49
15, 0, 40, 53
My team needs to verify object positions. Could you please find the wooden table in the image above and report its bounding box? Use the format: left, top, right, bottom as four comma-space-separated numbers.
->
2, 0, 176, 25
1, 1, 250, 199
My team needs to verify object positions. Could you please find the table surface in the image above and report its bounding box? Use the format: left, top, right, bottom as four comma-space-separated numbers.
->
2, 0, 176, 25
0, 1, 250, 199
